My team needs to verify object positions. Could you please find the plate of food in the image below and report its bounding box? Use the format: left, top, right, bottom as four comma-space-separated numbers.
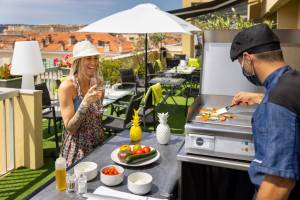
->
196, 107, 234, 122
111, 144, 160, 167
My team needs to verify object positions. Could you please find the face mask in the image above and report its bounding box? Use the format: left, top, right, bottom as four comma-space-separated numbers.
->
241, 55, 262, 86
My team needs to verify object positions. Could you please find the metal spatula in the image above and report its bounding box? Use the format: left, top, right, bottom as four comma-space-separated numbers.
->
216, 104, 237, 115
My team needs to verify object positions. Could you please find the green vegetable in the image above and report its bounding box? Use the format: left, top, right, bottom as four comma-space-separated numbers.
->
133, 144, 141, 151
125, 149, 157, 164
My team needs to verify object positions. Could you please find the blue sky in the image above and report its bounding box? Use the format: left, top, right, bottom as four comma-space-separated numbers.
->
0, 0, 182, 24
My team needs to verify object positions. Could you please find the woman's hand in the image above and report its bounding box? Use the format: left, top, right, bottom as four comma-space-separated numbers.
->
81, 84, 104, 106
59, 81, 105, 133
231, 92, 264, 106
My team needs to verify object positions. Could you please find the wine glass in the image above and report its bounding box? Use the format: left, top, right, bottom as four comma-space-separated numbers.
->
105, 81, 111, 96
90, 72, 104, 113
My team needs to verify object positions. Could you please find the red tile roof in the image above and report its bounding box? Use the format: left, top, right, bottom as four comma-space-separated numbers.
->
0, 32, 134, 53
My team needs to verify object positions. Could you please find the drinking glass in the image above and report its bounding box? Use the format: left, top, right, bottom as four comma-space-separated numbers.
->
90, 73, 104, 113
105, 81, 111, 96
66, 173, 76, 193
76, 173, 87, 195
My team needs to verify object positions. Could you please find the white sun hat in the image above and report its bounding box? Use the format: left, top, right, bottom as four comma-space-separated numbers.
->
68, 40, 100, 63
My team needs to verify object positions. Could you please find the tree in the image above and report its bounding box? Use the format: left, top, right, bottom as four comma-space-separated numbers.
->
149, 33, 167, 48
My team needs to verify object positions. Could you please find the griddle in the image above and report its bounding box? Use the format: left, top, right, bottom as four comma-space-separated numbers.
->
186, 94, 256, 136
185, 94, 256, 161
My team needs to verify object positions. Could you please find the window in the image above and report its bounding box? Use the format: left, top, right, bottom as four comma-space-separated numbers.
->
97, 40, 105, 47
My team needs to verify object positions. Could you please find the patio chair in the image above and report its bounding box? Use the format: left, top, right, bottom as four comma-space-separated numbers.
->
185, 74, 201, 116
35, 82, 62, 153
166, 58, 180, 69
188, 58, 201, 69
119, 68, 144, 93
174, 54, 186, 60
139, 87, 157, 130
153, 59, 165, 72
102, 94, 143, 133
147, 63, 162, 80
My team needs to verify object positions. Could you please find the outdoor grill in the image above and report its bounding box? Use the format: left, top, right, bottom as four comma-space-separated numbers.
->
185, 94, 256, 161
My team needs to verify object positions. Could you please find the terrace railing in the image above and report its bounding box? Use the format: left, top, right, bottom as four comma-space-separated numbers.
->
37, 66, 64, 98
0, 87, 43, 176
0, 88, 18, 176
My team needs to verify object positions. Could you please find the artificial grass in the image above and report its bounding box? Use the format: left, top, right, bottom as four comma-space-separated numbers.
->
0, 94, 195, 200
0, 120, 59, 200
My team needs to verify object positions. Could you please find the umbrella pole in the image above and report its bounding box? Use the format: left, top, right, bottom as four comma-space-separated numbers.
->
145, 33, 148, 92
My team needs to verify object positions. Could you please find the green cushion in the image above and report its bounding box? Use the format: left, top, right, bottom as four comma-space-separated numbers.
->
188, 58, 201, 69
153, 59, 165, 71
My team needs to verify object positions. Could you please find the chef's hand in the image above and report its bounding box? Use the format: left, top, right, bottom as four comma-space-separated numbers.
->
231, 92, 264, 106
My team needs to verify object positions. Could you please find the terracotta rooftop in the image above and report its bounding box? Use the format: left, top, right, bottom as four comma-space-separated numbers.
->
0, 32, 181, 53
0, 32, 134, 53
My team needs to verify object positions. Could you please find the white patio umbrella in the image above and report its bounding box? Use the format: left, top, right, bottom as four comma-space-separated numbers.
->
79, 3, 200, 90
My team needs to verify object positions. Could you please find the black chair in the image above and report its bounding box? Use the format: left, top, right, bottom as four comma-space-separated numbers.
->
166, 58, 180, 69
147, 63, 162, 80
174, 54, 186, 60
35, 82, 62, 153
119, 68, 145, 93
185, 74, 201, 116
102, 94, 143, 133
139, 88, 157, 130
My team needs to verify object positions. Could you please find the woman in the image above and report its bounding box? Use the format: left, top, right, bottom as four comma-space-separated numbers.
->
58, 40, 104, 167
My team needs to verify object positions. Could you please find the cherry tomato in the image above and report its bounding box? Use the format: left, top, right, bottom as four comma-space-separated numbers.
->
103, 166, 119, 175
143, 146, 151, 153
132, 150, 137, 155
136, 148, 144, 155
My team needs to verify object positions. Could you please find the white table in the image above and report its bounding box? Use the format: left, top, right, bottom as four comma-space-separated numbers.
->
104, 89, 131, 100
102, 98, 115, 107
102, 89, 132, 107
164, 67, 196, 75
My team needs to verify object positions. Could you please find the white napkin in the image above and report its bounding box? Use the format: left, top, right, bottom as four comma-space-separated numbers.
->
87, 186, 167, 200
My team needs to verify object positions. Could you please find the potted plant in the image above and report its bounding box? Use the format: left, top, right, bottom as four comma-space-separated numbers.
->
193, 9, 276, 42
54, 54, 72, 76
0, 63, 22, 88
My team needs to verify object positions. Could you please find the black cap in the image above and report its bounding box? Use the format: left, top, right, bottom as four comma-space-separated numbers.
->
230, 23, 281, 61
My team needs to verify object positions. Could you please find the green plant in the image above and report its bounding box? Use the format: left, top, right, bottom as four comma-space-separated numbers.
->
100, 59, 122, 84
262, 20, 276, 29
149, 33, 167, 48
0, 63, 16, 80
193, 7, 275, 30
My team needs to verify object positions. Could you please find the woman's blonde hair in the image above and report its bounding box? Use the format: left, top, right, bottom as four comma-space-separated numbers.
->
69, 57, 102, 79
69, 59, 80, 76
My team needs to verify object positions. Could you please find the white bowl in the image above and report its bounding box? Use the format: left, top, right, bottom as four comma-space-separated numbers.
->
74, 162, 98, 181
128, 172, 152, 195
100, 165, 124, 186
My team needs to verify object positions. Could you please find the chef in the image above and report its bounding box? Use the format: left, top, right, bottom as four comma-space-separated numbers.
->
230, 24, 300, 200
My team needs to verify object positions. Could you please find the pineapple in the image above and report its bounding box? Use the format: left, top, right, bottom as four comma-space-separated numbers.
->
130, 109, 142, 143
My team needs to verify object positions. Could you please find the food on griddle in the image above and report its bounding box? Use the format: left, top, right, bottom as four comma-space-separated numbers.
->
197, 107, 234, 122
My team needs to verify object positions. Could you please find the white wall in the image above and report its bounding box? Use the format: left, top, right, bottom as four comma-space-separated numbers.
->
201, 43, 263, 96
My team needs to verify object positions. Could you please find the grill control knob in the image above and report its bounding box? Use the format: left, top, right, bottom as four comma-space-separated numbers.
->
196, 137, 204, 146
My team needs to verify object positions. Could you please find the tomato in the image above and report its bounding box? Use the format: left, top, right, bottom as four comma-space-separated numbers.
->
102, 166, 119, 175
132, 150, 138, 155
143, 146, 151, 153
136, 148, 144, 155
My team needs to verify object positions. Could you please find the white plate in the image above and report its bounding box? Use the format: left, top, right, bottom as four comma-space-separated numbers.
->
111, 146, 160, 167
